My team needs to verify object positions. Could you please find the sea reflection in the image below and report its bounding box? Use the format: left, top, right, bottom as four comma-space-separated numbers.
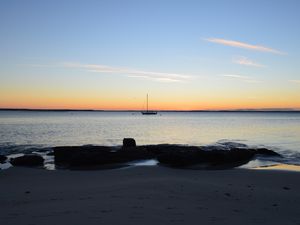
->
1, 111, 300, 166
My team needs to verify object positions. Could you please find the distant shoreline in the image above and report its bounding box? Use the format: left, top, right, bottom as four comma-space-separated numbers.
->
0, 108, 300, 113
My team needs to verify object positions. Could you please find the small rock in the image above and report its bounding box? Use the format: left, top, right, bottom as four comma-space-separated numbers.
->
123, 138, 136, 148
0, 155, 7, 163
10, 154, 44, 167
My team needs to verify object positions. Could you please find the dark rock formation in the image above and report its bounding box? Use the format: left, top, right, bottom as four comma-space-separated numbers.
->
52, 139, 281, 169
54, 145, 153, 167
123, 138, 136, 148
143, 144, 200, 155
156, 146, 256, 168
152, 143, 281, 168
118, 147, 154, 161
0, 155, 7, 163
255, 148, 281, 157
10, 154, 44, 167
54, 146, 113, 165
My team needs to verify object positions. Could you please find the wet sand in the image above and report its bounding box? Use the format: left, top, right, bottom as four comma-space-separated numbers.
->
1, 166, 300, 225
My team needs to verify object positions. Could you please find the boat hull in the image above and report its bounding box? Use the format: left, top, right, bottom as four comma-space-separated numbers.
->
141, 111, 157, 115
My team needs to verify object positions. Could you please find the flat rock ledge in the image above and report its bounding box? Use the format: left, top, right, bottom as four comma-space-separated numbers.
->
52, 139, 281, 169
10, 154, 44, 167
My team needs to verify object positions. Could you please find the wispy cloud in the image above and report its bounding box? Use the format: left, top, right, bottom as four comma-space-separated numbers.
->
63, 63, 193, 83
221, 74, 250, 79
220, 74, 261, 83
289, 80, 300, 84
233, 56, 265, 67
18, 63, 58, 68
204, 38, 285, 55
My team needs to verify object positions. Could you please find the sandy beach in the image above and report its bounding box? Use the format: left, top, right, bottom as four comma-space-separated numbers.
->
1, 166, 300, 225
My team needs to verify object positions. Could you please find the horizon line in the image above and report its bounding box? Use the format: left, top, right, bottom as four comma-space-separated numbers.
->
1, 108, 300, 112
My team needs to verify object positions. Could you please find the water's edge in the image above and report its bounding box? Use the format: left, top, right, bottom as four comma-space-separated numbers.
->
1, 141, 299, 171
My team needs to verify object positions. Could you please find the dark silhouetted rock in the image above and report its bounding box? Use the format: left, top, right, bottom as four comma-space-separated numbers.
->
156, 145, 255, 168
0, 155, 7, 163
10, 154, 44, 167
118, 147, 153, 160
52, 141, 281, 169
54, 145, 153, 167
145, 144, 200, 155
54, 146, 113, 165
255, 148, 281, 157
123, 138, 136, 148
157, 149, 200, 167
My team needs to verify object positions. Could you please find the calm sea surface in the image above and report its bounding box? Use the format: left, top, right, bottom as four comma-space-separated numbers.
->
1, 111, 300, 165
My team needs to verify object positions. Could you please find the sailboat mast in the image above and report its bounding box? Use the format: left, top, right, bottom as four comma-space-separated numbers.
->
141, 93, 157, 115
147, 94, 148, 112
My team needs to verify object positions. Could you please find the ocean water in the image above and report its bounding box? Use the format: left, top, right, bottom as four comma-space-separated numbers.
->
0, 111, 300, 167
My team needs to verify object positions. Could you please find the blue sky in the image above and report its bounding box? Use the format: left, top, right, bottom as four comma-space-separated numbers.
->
0, 0, 300, 109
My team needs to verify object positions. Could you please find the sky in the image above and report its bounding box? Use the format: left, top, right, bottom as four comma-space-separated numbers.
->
0, 0, 300, 110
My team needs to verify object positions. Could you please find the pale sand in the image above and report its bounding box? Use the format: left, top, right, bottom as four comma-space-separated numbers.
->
1, 166, 300, 225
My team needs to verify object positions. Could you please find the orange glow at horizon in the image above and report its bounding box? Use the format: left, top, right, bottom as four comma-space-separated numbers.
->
1, 80, 300, 110
1, 95, 299, 110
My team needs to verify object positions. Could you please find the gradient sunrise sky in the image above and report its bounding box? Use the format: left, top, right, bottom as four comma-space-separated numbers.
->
0, 0, 300, 110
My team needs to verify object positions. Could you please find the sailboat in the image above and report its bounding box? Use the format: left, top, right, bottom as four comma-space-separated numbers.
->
141, 94, 157, 115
